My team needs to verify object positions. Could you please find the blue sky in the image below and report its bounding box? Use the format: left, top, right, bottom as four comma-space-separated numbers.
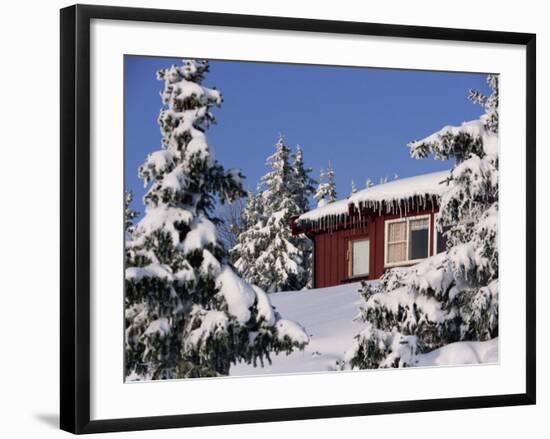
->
125, 56, 489, 217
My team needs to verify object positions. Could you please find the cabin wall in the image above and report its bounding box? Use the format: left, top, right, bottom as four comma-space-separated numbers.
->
313, 207, 438, 289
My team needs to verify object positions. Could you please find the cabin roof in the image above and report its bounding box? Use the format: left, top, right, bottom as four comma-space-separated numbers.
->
297, 170, 449, 226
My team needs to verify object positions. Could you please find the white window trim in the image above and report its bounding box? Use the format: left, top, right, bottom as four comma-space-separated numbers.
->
384, 214, 431, 268
349, 238, 370, 278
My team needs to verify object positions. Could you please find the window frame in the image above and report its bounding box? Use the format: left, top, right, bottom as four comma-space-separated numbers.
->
384, 214, 432, 268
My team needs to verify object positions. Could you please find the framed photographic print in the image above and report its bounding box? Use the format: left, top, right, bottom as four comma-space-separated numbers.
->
60, 4, 536, 434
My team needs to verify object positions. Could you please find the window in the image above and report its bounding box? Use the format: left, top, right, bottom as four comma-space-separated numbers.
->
350, 239, 370, 277
409, 217, 429, 260
385, 215, 430, 266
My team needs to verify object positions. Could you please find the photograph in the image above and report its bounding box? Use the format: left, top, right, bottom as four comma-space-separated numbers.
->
123, 56, 499, 381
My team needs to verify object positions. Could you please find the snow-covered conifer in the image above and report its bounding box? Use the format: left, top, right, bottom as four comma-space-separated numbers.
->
347, 75, 499, 369
253, 135, 304, 292
232, 138, 316, 291
350, 180, 358, 194
235, 136, 305, 292
315, 162, 337, 207
125, 60, 307, 380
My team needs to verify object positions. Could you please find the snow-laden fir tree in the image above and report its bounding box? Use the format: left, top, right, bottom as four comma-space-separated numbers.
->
365, 178, 374, 189
125, 60, 308, 380
254, 135, 305, 292
346, 75, 499, 369
350, 180, 358, 195
233, 135, 312, 292
315, 162, 337, 208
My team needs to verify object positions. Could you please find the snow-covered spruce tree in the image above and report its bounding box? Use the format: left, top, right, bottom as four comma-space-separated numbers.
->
365, 178, 374, 189
315, 162, 337, 208
125, 60, 308, 380
350, 180, 358, 195
231, 139, 316, 291
346, 75, 499, 369
249, 135, 307, 292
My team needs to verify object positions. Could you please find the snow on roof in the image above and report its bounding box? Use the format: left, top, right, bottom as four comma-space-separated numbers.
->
298, 170, 449, 226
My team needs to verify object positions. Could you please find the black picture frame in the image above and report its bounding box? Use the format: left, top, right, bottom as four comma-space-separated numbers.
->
60, 4, 536, 434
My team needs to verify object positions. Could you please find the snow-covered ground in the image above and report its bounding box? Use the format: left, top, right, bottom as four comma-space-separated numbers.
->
231, 282, 364, 376
230, 282, 498, 376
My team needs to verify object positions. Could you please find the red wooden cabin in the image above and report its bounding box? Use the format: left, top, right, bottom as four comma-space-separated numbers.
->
291, 170, 449, 288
